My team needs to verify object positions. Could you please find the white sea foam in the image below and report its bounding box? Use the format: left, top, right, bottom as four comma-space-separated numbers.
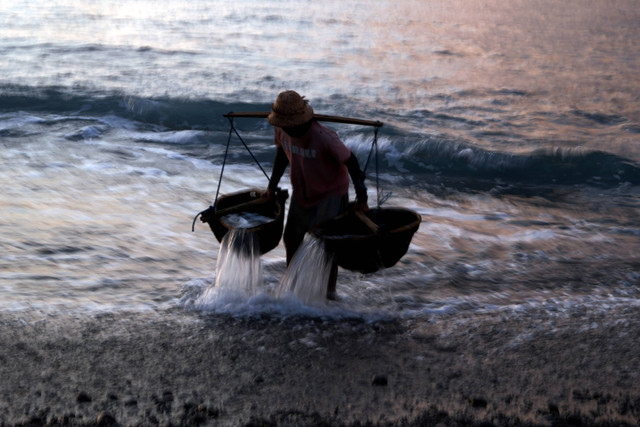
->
133, 129, 205, 145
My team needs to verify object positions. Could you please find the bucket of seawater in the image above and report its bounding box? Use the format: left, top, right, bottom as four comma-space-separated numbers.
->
312, 207, 421, 273
200, 188, 289, 255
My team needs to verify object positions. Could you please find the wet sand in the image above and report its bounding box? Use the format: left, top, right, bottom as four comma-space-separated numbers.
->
1, 307, 639, 426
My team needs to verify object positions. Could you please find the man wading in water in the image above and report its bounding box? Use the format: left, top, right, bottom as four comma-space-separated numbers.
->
263, 90, 369, 299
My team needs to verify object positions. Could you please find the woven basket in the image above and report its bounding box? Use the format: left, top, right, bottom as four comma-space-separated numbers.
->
204, 188, 288, 255
312, 207, 421, 273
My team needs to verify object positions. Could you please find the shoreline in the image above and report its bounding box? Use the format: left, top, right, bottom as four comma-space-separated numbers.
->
1, 308, 639, 426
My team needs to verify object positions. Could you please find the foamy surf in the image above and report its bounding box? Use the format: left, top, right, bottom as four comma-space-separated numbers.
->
184, 232, 342, 317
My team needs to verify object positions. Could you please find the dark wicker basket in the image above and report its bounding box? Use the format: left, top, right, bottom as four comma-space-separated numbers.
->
203, 188, 288, 255
312, 207, 421, 273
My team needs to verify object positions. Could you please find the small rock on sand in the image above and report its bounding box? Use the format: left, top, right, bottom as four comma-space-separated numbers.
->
76, 391, 92, 403
371, 374, 388, 386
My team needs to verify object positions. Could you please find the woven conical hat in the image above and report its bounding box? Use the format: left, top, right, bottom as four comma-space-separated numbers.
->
267, 90, 314, 127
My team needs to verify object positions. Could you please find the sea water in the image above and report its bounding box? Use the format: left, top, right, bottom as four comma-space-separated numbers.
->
221, 212, 274, 229
194, 228, 262, 310
276, 235, 333, 305
0, 0, 639, 325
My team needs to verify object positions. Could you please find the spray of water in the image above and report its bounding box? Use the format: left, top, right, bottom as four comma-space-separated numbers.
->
193, 226, 333, 311
276, 234, 332, 305
195, 228, 262, 309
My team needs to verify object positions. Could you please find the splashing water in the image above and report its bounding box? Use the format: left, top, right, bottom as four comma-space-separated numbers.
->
276, 234, 333, 305
192, 229, 333, 312
195, 229, 262, 309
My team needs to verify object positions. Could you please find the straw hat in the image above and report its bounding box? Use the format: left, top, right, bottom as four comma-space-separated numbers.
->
267, 90, 314, 127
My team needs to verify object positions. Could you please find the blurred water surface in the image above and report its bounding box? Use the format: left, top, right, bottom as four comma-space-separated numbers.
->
0, 0, 639, 322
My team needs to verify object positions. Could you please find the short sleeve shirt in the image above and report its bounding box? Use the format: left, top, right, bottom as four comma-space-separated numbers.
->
275, 121, 351, 208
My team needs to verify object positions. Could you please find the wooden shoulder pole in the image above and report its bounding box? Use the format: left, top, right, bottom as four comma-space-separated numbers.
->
223, 112, 383, 128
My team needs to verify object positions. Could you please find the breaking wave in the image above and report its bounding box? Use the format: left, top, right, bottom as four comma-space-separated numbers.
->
2, 84, 638, 188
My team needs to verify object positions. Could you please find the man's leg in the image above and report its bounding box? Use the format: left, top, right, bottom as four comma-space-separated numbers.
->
326, 260, 339, 300
284, 232, 304, 265
283, 198, 309, 265
310, 194, 348, 299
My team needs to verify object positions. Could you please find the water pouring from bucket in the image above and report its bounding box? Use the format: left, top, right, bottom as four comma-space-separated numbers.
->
276, 234, 333, 305
193, 188, 286, 305
195, 228, 262, 309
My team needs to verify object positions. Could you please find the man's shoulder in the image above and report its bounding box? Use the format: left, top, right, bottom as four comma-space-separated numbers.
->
311, 121, 340, 141
310, 121, 350, 161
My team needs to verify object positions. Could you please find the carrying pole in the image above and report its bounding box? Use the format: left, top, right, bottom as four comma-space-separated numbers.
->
223, 112, 383, 128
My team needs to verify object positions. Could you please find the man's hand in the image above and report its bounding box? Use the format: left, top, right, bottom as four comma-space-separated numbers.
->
262, 188, 275, 200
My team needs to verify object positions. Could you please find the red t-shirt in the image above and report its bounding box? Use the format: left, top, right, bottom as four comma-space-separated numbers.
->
275, 121, 351, 208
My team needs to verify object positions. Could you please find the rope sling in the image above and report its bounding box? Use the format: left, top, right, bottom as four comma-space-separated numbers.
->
192, 113, 386, 231
192, 112, 421, 274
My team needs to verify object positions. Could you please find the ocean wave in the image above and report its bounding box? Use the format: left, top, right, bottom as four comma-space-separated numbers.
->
2, 85, 638, 188
1, 42, 199, 57
571, 108, 628, 126
382, 138, 640, 187
0, 84, 269, 131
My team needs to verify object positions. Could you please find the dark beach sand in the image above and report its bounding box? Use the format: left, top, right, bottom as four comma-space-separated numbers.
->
1, 306, 639, 426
